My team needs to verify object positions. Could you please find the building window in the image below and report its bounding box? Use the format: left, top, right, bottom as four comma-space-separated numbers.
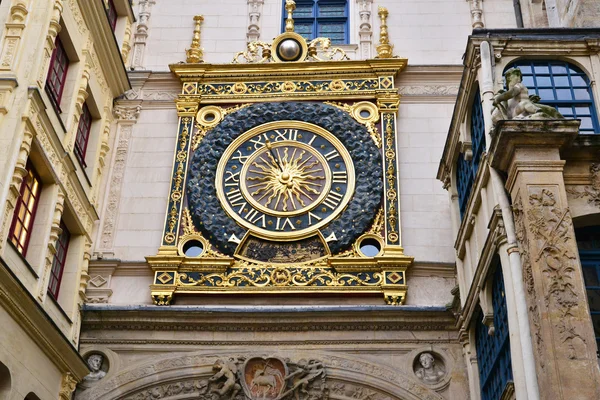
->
284, 0, 348, 44
476, 263, 513, 400
507, 60, 599, 134
45, 36, 69, 112
74, 103, 92, 168
9, 163, 42, 256
456, 87, 486, 217
47, 221, 70, 299
106, 0, 118, 31
575, 226, 600, 351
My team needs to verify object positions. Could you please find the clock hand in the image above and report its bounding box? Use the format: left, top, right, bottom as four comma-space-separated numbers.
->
265, 140, 284, 172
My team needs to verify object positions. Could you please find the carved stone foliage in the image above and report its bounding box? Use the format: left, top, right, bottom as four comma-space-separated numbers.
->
566, 163, 600, 208
513, 187, 595, 376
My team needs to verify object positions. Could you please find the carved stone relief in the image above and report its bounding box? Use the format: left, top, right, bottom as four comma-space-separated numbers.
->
357, 0, 373, 59
77, 353, 445, 400
247, 0, 264, 43
413, 353, 446, 385
132, 0, 156, 70
566, 163, 600, 208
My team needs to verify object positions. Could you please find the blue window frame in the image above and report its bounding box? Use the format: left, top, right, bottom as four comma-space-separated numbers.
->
282, 0, 348, 45
506, 60, 599, 134
456, 87, 486, 217
575, 226, 600, 351
476, 261, 513, 400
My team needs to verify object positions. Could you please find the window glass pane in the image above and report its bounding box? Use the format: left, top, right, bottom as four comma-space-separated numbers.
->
519, 65, 532, 73
295, 3, 314, 17
588, 290, 600, 313
575, 106, 591, 116
318, 4, 345, 17
295, 23, 313, 37
522, 76, 535, 87
583, 267, 600, 287
571, 75, 588, 87
580, 117, 593, 130
538, 89, 554, 101
574, 88, 591, 100
556, 89, 573, 101
534, 65, 549, 74
550, 64, 567, 74
536, 76, 552, 86
553, 76, 570, 87
558, 107, 573, 116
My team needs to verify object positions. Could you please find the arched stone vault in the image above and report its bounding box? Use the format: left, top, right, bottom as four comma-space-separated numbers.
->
78, 352, 445, 400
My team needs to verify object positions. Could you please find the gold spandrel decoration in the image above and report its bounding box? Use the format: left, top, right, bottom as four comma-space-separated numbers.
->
186, 15, 204, 63
376, 7, 394, 59
383, 113, 399, 244
179, 208, 227, 258
324, 101, 381, 148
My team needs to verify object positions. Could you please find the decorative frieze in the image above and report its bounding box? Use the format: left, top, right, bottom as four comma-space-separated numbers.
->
566, 163, 600, 207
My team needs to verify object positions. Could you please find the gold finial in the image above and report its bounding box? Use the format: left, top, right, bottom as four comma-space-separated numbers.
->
186, 15, 204, 63
376, 7, 394, 58
285, 0, 296, 32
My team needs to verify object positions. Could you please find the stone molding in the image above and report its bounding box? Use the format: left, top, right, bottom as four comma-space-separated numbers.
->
81, 306, 456, 332
76, 352, 446, 400
566, 162, 600, 208
97, 104, 141, 253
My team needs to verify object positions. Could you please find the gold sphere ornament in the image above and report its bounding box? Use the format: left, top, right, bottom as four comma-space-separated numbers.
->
278, 39, 301, 61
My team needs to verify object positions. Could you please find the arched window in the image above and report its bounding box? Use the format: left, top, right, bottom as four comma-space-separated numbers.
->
506, 60, 599, 134
476, 261, 513, 400
456, 87, 486, 217
25, 393, 41, 400
575, 226, 600, 351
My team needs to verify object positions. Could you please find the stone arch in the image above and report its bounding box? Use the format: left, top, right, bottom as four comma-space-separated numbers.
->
25, 393, 42, 400
0, 361, 11, 397
77, 352, 444, 400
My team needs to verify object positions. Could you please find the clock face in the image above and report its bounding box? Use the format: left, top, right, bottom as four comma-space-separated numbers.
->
216, 121, 354, 240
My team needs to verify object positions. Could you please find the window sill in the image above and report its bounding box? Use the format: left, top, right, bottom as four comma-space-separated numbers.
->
46, 290, 73, 324
8, 240, 39, 279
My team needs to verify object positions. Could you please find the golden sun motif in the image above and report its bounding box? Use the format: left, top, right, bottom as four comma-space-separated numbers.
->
243, 141, 329, 215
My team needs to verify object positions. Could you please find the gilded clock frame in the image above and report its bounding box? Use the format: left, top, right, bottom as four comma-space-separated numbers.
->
216, 120, 355, 240
147, 56, 412, 306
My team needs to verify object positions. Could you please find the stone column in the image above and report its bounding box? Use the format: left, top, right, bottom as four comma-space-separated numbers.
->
357, 0, 373, 59
131, 0, 156, 70
490, 119, 600, 399
37, 0, 63, 87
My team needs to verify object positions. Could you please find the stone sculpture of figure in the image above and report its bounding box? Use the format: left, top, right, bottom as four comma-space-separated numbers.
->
83, 354, 106, 381
415, 353, 445, 384
491, 68, 563, 127
283, 359, 325, 400
209, 359, 241, 400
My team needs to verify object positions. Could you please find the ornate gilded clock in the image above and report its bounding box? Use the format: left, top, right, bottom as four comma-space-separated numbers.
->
187, 102, 383, 259
149, 17, 412, 305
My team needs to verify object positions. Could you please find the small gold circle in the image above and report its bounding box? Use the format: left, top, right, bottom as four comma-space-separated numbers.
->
196, 106, 223, 127
354, 233, 384, 258
351, 101, 379, 124
271, 32, 308, 63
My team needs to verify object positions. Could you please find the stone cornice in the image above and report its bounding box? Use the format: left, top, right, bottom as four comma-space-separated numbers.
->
0, 257, 89, 380
81, 305, 457, 332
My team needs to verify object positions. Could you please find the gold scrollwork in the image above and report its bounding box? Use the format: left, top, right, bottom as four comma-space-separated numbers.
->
383, 114, 399, 244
